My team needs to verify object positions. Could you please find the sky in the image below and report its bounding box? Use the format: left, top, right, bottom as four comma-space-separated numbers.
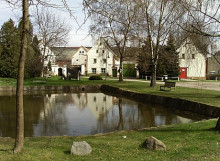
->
0, 0, 92, 47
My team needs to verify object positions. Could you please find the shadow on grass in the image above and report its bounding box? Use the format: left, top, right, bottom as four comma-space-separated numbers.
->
0, 148, 12, 152
64, 150, 71, 155
139, 127, 217, 133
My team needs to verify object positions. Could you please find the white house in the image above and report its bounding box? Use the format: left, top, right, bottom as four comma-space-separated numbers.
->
177, 39, 207, 80
86, 38, 120, 76
50, 47, 79, 77
43, 37, 140, 78
71, 46, 90, 75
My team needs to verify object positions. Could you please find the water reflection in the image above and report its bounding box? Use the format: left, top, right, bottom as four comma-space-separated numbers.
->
0, 93, 207, 137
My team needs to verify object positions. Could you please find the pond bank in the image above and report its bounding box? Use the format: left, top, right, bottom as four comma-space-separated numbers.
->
100, 85, 220, 118
0, 85, 100, 94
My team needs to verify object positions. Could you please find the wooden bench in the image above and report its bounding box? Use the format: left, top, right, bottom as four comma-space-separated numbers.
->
160, 82, 176, 91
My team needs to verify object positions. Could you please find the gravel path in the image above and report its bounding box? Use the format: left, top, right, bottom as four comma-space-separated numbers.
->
123, 79, 220, 91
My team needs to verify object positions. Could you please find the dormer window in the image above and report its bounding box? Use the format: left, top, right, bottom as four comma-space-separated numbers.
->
182, 54, 185, 59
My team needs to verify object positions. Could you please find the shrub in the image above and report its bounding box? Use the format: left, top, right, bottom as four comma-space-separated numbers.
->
89, 75, 103, 80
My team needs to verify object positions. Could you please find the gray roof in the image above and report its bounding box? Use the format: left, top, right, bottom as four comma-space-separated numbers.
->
51, 47, 79, 61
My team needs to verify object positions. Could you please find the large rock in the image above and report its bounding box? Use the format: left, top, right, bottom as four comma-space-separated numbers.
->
215, 118, 220, 130
143, 136, 166, 151
71, 141, 92, 156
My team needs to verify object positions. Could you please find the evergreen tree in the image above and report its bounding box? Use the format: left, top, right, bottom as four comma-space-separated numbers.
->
165, 34, 180, 77
28, 35, 43, 77
137, 39, 152, 78
157, 34, 180, 77
18, 20, 42, 78
0, 19, 20, 78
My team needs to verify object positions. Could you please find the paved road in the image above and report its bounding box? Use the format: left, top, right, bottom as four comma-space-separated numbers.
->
123, 79, 220, 91
175, 81, 220, 91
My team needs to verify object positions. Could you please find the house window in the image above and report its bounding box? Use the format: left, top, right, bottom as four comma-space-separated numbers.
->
93, 96, 96, 102
96, 50, 98, 53
182, 54, 185, 59
102, 50, 105, 53
82, 51, 84, 53
103, 96, 106, 101
76, 59, 78, 61
101, 68, 106, 73
85, 59, 86, 61
100, 42, 102, 45
103, 59, 106, 64
79, 51, 81, 53
92, 68, 96, 74
192, 54, 195, 59
93, 59, 97, 64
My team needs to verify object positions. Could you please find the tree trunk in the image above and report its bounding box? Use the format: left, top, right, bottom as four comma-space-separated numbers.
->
215, 118, 220, 130
13, 0, 29, 153
150, 63, 157, 87
119, 56, 123, 82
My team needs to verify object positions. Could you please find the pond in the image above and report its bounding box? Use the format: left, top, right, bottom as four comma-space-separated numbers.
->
0, 92, 207, 137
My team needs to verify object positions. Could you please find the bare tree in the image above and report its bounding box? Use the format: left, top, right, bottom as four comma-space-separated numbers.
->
84, 0, 137, 81
13, 0, 29, 153
135, 0, 185, 87
180, 0, 220, 38
33, 7, 71, 77
179, 0, 220, 65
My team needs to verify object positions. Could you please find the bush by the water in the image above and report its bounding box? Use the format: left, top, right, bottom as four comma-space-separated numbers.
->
89, 75, 103, 80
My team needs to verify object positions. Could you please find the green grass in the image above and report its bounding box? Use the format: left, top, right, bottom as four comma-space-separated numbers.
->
0, 119, 219, 160
1, 76, 220, 107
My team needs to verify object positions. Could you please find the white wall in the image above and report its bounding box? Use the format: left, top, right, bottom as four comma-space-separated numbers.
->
51, 65, 67, 77
40, 44, 56, 67
177, 41, 206, 78
71, 47, 87, 66
87, 38, 119, 76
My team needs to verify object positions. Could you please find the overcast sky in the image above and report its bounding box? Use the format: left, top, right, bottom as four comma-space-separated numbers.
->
0, 0, 92, 47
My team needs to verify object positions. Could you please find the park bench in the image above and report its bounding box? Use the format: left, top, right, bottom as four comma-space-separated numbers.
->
160, 81, 176, 91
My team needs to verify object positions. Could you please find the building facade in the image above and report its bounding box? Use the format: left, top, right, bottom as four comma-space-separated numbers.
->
86, 38, 120, 76
177, 40, 206, 80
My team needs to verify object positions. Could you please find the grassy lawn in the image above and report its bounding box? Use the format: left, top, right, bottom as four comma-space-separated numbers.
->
1, 76, 220, 107
0, 119, 219, 161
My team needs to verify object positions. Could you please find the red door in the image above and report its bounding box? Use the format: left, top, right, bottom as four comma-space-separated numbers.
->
180, 68, 187, 79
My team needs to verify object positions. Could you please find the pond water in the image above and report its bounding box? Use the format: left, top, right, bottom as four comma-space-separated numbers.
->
0, 92, 207, 137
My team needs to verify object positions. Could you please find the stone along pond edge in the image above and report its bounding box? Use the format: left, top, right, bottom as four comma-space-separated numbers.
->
0, 84, 220, 118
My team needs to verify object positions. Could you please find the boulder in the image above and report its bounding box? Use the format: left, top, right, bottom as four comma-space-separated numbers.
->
143, 136, 166, 151
215, 118, 220, 130
71, 141, 92, 156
